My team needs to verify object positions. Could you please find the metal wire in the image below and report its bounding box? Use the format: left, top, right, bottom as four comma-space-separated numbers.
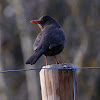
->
72, 67, 76, 100
75, 67, 100, 70
0, 66, 100, 73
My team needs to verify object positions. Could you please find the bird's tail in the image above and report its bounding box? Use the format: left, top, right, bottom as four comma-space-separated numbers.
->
25, 50, 43, 65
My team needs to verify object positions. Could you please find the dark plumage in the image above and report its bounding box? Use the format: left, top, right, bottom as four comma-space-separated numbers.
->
26, 15, 66, 65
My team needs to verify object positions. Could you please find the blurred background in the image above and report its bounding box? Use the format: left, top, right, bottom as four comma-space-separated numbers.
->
0, 0, 100, 100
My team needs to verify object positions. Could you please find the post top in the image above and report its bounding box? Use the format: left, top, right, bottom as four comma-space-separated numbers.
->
42, 63, 75, 70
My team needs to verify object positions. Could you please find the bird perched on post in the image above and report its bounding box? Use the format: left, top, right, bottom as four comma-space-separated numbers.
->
26, 15, 66, 65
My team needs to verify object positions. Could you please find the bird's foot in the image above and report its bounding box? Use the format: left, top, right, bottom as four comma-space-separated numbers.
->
56, 61, 59, 64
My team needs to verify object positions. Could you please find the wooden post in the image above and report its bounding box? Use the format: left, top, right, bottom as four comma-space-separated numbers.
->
39, 63, 78, 100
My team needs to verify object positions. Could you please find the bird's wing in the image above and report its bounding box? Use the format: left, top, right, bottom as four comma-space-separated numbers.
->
33, 31, 43, 51
49, 28, 66, 49
33, 27, 66, 52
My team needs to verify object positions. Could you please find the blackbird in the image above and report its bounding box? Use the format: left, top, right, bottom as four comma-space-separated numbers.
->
26, 15, 66, 65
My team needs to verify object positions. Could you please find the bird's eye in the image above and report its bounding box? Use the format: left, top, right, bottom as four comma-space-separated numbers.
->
40, 18, 47, 24
43, 18, 47, 22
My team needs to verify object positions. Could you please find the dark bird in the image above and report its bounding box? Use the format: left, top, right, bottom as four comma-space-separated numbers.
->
26, 15, 66, 65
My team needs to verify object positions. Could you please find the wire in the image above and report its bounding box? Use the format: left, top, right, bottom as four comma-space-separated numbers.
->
75, 67, 100, 70
72, 67, 76, 100
0, 67, 68, 73
0, 66, 100, 73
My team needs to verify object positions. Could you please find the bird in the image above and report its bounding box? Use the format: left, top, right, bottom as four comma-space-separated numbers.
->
26, 15, 66, 65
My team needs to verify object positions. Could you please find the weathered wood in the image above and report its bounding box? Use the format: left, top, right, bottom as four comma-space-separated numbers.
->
39, 63, 78, 100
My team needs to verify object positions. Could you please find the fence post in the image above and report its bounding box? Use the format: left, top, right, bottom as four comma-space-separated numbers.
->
39, 63, 78, 100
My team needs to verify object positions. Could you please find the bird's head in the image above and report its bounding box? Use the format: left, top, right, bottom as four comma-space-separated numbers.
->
30, 15, 60, 30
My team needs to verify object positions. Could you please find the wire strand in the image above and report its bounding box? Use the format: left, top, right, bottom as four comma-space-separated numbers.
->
75, 67, 100, 70
0, 66, 100, 73
73, 67, 76, 100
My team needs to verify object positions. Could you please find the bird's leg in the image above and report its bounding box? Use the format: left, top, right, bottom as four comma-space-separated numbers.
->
45, 56, 48, 65
54, 56, 59, 64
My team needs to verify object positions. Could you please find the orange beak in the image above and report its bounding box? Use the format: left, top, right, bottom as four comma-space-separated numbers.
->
30, 20, 40, 24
